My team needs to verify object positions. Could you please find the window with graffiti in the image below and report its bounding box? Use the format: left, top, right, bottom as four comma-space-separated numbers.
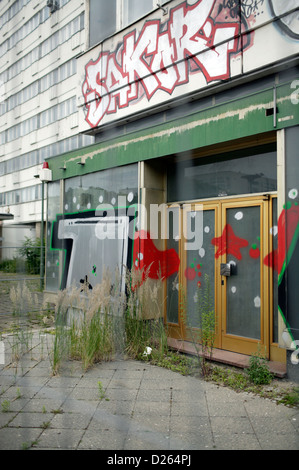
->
46, 164, 138, 292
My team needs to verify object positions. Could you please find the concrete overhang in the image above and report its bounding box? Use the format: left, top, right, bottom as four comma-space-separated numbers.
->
0, 213, 14, 221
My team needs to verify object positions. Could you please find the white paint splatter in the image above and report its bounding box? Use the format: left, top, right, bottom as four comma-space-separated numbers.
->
288, 188, 298, 200
231, 286, 237, 294
234, 211, 243, 220
254, 296, 261, 308
199, 248, 205, 258
204, 226, 210, 233
127, 192, 134, 202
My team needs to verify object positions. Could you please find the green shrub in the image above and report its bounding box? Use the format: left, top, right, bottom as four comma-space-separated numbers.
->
18, 237, 42, 274
247, 350, 273, 385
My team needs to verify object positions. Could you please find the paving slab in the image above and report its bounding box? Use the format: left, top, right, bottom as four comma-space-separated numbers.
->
0, 330, 298, 452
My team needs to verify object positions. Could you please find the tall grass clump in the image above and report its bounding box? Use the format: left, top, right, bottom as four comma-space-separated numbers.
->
181, 274, 216, 377
50, 268, 125, 374
10, 281, 39, 316
50, 266, 169, 374
124, 266, 168, 361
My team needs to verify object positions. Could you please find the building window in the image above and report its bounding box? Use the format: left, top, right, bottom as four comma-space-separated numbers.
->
0, 14, 82, 86
0, 7, 50, 59
0, 0, 31, 30
167, 144, 277, 202
89, 0, 168, 47
0, 134, 94, 177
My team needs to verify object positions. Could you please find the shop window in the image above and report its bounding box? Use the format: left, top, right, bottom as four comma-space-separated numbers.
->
167, 145, 277, 203
64, 164, 138, 213
46, 164, 138, 292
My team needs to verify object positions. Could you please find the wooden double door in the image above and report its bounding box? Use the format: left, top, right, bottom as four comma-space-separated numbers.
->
167, 195, 281, 359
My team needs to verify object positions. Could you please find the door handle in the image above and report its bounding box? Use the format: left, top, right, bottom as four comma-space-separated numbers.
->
220, 263, 231, 276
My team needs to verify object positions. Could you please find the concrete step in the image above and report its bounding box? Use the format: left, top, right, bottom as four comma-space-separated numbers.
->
167, 338, 287, 378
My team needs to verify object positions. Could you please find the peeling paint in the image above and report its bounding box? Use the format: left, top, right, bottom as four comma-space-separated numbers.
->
278, 115, 294, 122
51, 82, 298, 180
70, 95, 290, 165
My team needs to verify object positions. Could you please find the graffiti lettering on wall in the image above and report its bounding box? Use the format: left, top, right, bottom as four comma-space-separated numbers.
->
264, 192, 299, 276
269, 0, 299, 39
264, 189, 299, 342
82, 0, 247, 128
50, 209, 135, 291
50, 210, 180, 290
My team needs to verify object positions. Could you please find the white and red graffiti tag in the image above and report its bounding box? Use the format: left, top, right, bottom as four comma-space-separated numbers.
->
82, 0, 239, 128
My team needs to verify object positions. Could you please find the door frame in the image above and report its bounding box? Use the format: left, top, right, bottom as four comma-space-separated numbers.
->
219, 196, 269, 356
165, 193, 283, 360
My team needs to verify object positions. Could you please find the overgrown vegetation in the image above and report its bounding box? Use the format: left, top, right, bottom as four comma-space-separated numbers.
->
246, 346, 274, 385
49, 267, 168, 374
180, 274, 216, 377
0, 237, 42, 275
17, 237, 42, 275
2, 268, 298, 409
208, 364, 299, 406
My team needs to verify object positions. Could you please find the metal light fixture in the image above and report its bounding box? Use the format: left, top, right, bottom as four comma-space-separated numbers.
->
34, 161, 52, 289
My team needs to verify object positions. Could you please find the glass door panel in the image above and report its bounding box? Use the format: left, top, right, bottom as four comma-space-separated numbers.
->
184, 207, 216, 329
166, 206, 180, 324
225, 206, 261, 339
168, 196, 273, 358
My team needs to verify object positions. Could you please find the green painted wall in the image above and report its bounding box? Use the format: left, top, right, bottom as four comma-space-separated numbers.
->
49, 80, 298, 181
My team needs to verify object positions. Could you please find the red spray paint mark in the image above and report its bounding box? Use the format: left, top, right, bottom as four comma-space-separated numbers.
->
185, 267, 196, 281
211, 224, 249, 260
264, 249, 278, 272
133, 230, 180, 282
249, 244, 260, 259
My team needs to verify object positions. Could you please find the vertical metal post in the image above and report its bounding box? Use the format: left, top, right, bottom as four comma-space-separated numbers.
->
40, 180, 44, 291
273, 85, 277, 128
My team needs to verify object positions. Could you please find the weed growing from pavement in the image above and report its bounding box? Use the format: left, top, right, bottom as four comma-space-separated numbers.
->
49, 267, 168, 374
246, 346, 274, 385
180, 274, 216, 378
1, 400, 10, 412
1, 270, 298, 408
